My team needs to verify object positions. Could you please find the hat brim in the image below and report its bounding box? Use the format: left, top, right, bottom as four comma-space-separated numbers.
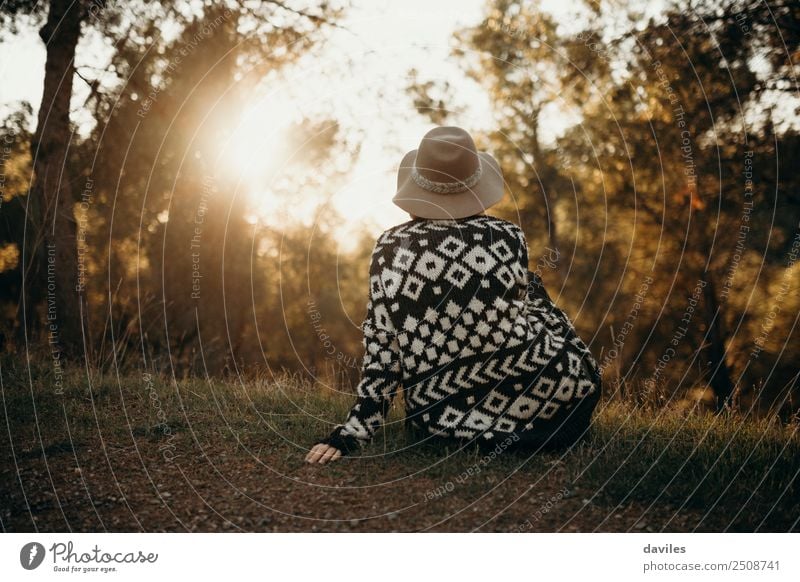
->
393, 149, 505, 219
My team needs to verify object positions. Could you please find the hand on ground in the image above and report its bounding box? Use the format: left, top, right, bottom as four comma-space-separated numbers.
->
305, 443, 342, 464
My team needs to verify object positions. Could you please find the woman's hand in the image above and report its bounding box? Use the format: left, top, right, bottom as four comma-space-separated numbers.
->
305, 443, 342, 464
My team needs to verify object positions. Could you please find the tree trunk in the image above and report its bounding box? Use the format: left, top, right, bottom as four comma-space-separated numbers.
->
25, 0, 85, 358
530, 111, 561, 280
703, 274, 735, 411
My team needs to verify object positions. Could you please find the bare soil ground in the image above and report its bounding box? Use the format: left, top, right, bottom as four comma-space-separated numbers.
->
2, 367, 798, 532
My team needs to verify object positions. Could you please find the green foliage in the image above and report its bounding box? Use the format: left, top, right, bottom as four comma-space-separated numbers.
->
0, 1, 365, 380
424, 0, 800, 413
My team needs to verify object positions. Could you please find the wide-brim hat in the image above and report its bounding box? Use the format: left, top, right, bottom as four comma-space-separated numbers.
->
393, 126, 504, 219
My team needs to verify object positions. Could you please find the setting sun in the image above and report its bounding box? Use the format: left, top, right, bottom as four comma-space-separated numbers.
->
219, 96, 296, 186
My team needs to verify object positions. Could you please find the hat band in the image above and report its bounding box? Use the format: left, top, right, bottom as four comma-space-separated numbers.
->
410, 163, 483, 194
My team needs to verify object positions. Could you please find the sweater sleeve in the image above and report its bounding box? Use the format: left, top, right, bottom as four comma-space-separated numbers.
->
523, 270, 598, 369
513, 227, 573, 342
514, 227, 601, 381
313, 242, 403, 455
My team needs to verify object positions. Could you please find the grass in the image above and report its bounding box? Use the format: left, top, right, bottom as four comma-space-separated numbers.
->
1, 357, 798, 532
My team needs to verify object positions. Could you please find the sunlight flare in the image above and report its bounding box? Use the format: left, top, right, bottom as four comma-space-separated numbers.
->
220, 96, 296, 188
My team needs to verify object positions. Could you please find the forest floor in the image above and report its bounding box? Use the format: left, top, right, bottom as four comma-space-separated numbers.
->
2, 362, 798, 532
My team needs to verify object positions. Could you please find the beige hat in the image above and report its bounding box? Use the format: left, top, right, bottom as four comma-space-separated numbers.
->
393, 126, 504, 219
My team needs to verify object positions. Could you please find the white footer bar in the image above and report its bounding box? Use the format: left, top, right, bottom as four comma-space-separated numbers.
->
1, 533, 797, 581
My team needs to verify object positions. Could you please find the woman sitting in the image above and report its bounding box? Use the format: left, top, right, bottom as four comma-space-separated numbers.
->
306, 126, 601, 464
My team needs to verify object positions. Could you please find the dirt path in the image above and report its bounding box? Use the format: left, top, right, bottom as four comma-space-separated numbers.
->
2, 433, 715, 532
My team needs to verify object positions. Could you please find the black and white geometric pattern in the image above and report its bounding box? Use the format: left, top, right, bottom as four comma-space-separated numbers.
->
316, 215, 601, 453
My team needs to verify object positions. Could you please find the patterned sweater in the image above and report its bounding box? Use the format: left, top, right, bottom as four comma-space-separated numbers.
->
316, 215, 601, 454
